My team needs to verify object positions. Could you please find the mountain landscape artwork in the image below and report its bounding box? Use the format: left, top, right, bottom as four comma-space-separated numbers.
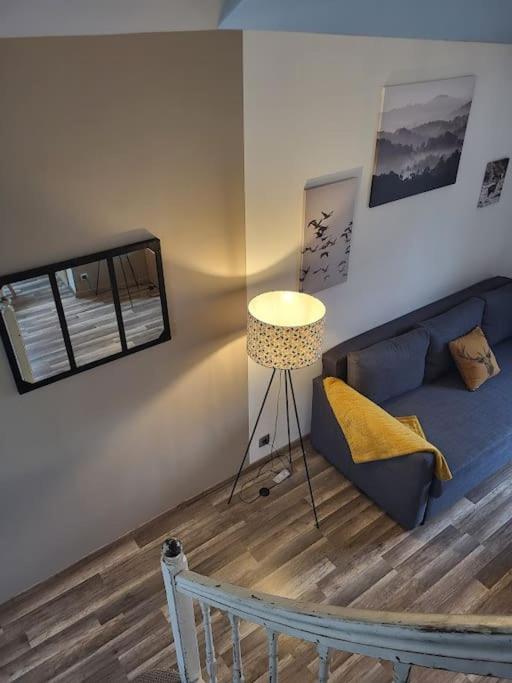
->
300, 176, 358, 294
369, 76, 475, 207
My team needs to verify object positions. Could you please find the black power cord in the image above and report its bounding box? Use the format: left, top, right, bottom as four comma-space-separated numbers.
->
238, 371, 291, 504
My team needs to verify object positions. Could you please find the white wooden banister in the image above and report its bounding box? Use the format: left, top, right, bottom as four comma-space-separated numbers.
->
267, 630, 278, 682
200, 602, 217, 683
161, 539, 512, 682
317, 644, 331, 683
392, 662, 411, 682
228, 614, 245, 683
161, 539, 204, 683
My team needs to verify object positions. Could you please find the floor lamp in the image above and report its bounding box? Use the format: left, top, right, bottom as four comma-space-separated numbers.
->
228, 290, 326, 528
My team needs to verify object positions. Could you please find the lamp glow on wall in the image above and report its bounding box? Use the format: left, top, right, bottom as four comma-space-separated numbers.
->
228, 290, 326, 528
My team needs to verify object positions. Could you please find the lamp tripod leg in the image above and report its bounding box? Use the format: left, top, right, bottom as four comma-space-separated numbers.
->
228, 368, 276, 504
287, 370, 320, 529
284, 370, 293, 471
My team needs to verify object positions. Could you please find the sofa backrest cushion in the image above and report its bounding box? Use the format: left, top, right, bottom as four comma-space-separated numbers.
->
480, 283, 512, 346
346, 328, 430, 403
417, 297, 485, 382
322, 277, 511, 380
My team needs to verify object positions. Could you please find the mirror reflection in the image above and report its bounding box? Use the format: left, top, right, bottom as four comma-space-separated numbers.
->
0, 276, 71, 383
116, 248, 165, 348
0, 237, 170, 393
57, 259, 122, 366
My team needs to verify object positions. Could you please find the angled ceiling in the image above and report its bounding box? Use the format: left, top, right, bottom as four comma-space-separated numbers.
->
0, 0, 510, 42
220, 0, 512, 44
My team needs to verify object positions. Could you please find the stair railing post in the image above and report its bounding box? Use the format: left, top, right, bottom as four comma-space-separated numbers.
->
393, 662, 412, 682
161, 539, 204, 683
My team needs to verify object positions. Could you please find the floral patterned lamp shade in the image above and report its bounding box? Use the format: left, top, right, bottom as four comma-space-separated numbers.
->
247, 291, 326, 370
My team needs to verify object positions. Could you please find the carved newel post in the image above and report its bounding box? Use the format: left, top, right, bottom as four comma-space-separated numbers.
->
161, 539, 204, 683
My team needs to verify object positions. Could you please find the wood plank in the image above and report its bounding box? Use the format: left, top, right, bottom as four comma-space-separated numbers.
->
476, 543, 512, 589
1, 443, 510, 683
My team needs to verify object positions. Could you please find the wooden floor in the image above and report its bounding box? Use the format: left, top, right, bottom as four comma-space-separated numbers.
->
0, 446, 511, 682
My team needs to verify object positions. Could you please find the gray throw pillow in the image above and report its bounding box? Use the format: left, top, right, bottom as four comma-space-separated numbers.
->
480, 283, 512, 346
347, 327, 430, 404
417, 297, 485, 382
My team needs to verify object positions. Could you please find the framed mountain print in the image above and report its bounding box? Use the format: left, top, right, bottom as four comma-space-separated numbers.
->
369, 76, 475, 207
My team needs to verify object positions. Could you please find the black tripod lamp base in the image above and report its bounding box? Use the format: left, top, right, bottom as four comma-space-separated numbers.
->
227, 368, 320, 529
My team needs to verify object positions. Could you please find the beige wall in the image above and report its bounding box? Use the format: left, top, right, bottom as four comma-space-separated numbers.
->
0, 31, 247, 602
243, 32, 512, 461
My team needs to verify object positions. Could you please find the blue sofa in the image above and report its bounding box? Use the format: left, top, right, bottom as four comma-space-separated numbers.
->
311, 277, 512, 529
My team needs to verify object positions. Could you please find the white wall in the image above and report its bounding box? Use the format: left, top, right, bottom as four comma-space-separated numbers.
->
0, 31, 247, 603
243, 31, 512, 461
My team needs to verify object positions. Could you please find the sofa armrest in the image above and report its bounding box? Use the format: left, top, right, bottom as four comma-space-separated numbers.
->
311, 375, 435, 529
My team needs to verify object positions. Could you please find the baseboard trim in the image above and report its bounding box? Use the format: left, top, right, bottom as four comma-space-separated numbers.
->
136, 434, 308, 532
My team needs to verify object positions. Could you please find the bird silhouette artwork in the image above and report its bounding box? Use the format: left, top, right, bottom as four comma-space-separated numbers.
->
299, 266, 310, 283
308, 210, 333, 239
340, 221, 353, 242
300, 177, 358, 294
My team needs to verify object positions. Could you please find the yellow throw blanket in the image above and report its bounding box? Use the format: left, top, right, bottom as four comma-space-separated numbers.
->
323, 377, 452, 481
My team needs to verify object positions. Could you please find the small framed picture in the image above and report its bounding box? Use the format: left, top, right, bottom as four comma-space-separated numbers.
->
478, 158, 509, 208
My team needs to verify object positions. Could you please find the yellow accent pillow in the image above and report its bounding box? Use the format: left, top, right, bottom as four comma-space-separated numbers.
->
449, 326, 500, 391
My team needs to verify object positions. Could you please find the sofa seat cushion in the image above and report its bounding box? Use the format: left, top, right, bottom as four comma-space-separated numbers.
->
381, 338, 512, 478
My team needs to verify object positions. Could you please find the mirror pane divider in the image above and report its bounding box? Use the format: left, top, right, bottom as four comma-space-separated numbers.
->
49, 272, 78, 371
155, 246, 171, 341
107, 256, 128, 353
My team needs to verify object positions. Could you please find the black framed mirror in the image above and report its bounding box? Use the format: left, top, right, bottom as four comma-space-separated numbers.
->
0, 236, 171, 394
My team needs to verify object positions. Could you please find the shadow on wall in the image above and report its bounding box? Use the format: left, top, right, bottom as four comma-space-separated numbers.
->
0, 252, 248, 601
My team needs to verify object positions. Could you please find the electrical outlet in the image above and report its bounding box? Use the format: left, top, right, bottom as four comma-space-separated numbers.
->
80, 273, 89, 281
258, 434, 270, 447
